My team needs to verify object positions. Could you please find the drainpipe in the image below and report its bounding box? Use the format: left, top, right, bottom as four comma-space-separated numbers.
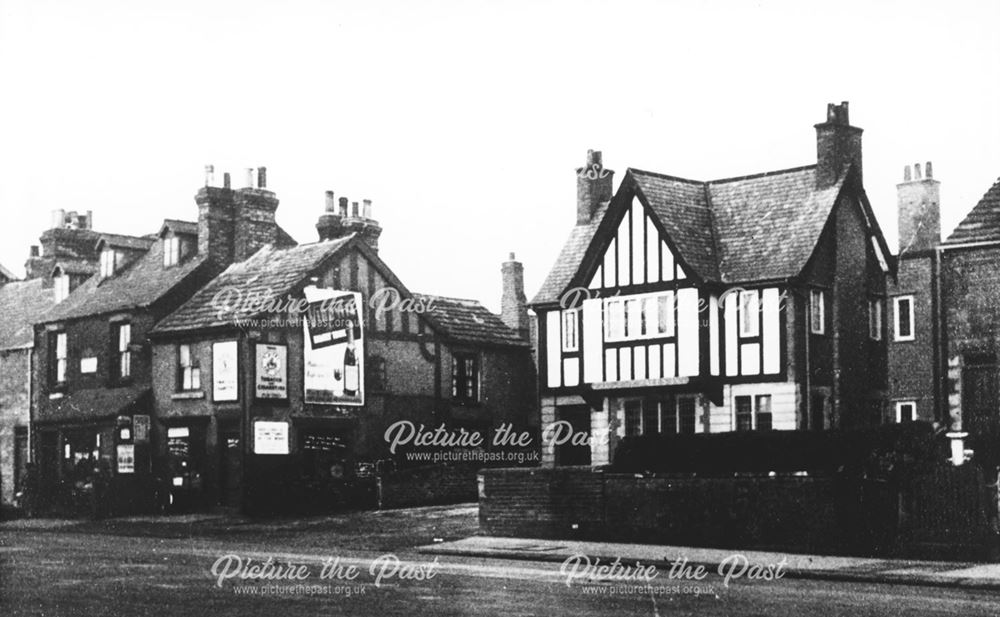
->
804, 290, 812, 429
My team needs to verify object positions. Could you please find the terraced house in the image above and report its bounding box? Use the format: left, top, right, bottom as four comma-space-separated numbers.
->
532, 103, 894, 466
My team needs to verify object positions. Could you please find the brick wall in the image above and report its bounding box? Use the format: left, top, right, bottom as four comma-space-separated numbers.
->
888, 253, 937, 421
0, 349, 30, 505
376, 464, 478, 509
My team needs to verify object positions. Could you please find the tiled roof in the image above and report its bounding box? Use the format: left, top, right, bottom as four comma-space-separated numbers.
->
38, 386, 150, 424
52, 259, 99, 276
530, 204, 607, 306
97, 232, 157, 251
414, 294, 528, 347
152, 236, 354, 333
944, 179, 1000, 244
0, 278, 55, 350
40, 238, 206, 323
275, 225, 298, 248
0, 263, 17, 281
531, 165, 848, 305
160, 219, 199, 236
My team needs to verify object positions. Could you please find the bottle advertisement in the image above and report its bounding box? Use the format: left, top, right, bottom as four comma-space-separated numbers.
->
303, 286, 365, 406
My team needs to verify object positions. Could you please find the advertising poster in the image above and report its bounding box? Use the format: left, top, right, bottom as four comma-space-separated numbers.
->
303, 286, 364, 406
253, 421, 290, 455
255, 343, 288, 400
116, 444, 135, 474
212, 340, 239, 402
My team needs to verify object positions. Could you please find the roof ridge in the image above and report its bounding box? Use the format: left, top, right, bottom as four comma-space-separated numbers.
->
707, 164, 816, 185
628, 167, 705, 185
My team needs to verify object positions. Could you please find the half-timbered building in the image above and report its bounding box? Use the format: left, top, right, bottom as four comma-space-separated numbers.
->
531, 102, 894, 466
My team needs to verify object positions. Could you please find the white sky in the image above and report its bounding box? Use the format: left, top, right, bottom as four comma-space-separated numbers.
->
1, 0, 998, 312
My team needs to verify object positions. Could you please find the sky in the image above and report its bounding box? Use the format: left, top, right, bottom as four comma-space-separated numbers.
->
1, 0, 998, 312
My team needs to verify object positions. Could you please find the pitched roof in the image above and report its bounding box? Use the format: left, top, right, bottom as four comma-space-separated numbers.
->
944, 178, 1000, 244
531, 165, 849, 305
159, 219, 199, 236
414, 294, 528, 347
0, 263, 17, 281
0, 278, 55, 350
52, 259, 99, 277
39, 237, 206, 323
152, 236, 354, 333
96, 232, 156, 252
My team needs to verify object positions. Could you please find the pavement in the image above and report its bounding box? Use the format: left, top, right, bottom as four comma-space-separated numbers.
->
417, 535, 1000, 591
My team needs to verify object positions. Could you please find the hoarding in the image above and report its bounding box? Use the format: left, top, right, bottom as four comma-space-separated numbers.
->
255, 343, 288, 400
303, 287, 365, 405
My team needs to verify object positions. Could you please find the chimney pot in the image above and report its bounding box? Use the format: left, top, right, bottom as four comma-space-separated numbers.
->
30, 245, 39, 257
223, 172, 231, 189
914, 163, 922, 180
244, 168, 254, 188
257, 166, 267, 189
205, 164, 215, 187
362, 199, 372, 219
904, 165, 912, 182
351, 201, 359, 217
339, 197, 349, 217
926, 161, 933, 179
85, 210, 93, 229
508, 251, 516, 261
325, 191, 337, 212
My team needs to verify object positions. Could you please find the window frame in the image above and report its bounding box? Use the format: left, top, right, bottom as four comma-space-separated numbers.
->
739, 290, 760, 338
99, 248, 117, 278
112, 322, 132, 381
869, 298, 883, 341
163, 235, 181, 267
51, 331, 68, 386
451, 352, 480, 403
810, 289, 825, 335
54, 273, 70, 303
603, 291, 675, 343
734, 393, 773, 431
561, 308, 580, 352
895, 400, 916, 423
893, 295, 915, 341
177, 344, 201, 391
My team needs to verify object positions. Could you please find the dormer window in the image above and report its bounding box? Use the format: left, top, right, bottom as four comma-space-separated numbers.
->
54, 272, 70, 303
163, 235, 181, 267
99, 248, 120, 278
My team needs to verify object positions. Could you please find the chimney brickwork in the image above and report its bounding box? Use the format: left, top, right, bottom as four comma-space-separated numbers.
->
577, 150, 614, 225
501, 252, 529, 339
315, 190, 383, 252
897, 161, 941, 254
815, 102, 863, 189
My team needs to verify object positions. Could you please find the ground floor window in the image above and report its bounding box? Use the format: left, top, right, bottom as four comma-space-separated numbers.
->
628, 396, 698, 435
895, 401, 916, 423
735, 394, 772, 431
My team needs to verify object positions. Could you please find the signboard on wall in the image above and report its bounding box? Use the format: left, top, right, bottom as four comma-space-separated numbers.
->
254, 421, 290, 455
213, 340, 239, 402
133, 414, 150, 443
255, 343, 288, 400
116, 444, 135, 474
303, 287, 365, 406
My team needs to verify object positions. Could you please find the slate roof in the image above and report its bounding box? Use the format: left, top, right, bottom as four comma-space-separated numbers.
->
40, 236, 207, 323
944, 178, 1000, 244
0, 278, 55, 350
413, 294, 529, 347
531, 165, 850, 305
0, 263, 17, 281
52, 259, 99, 276
97, 232, 156, 251
159, 219, 199, 236
153, 236, 354, 333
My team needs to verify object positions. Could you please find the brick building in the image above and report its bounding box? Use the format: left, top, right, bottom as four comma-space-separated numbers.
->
147, 192, 536, 513
30, 168, 296, 514
531, 102, 894, 466
890, 168, 1000, 460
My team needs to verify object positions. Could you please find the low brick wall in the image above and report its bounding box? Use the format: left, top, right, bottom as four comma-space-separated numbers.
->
478, 467, 955, 555
377, 465, 478, 510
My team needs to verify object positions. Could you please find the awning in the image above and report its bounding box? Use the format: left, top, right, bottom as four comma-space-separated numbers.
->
35, 386, 151, 425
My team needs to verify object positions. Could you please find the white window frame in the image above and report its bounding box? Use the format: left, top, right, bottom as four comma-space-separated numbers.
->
604, 291, 675, 343
810, 289, 825, 335
893, 295, 915, 341
54, 273, 70, 303
561, 309, 579, 352
869, 298, 883, 341
734, 393, 773, 431
895, 400, 916, 423
178, 344, 201, 391
55, 332, 67, 383
739, 290, 760, 337
163, 236, 181, 267
99, 248, 116, 278
117, 323, 132, 379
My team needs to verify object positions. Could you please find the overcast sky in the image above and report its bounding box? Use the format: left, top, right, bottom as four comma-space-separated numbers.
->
1, 0, 998, 312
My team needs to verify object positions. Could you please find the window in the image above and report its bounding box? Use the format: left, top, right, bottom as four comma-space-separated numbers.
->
51, 331, 67, 385
869, 299, 883, 340
452, 353, 479, 402
178, 344, 200, 391
735, 394, 772, 431
677, 396, 697, 434
641, 398, 659, 434
810, 290, 825, 334
624, 400, 642, 437
163, 236, 181, 267
113, 323, 131, 379
739, 290, 760, 337
562, 309, 579, 352
894, 295, 914, 341
99, 248, 118, 278
604, 292, 674, 342
895, 401, 916, 423
54, 273, 70, 303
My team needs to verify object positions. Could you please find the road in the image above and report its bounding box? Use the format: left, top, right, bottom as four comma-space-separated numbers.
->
1, 508, 998, 616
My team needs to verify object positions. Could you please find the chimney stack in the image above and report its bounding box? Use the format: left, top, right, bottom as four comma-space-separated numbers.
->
577, 150, 614, 225
317, 190, 344, 241
897, 161, 941, 254
501, 252, 529, 339
815, 101, 863, 189
315, 191, 383, 251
